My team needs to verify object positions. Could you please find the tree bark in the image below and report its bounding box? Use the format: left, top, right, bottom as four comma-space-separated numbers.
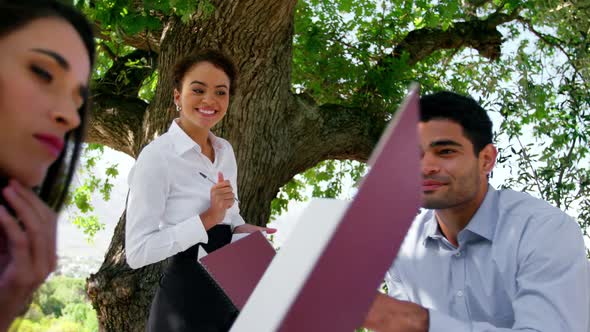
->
86, 211, 163, 332
86, 1, 520, 330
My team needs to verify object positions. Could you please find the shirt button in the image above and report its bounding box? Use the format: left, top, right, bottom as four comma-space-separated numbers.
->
456, 290, 464, 297
455, 251, 462, 257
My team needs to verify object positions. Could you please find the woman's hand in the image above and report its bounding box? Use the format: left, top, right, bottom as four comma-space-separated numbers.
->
233, 223, 277, 234
0, 180, 57, 331
200, 172, 236, 230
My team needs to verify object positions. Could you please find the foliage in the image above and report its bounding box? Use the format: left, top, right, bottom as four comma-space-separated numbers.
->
493, 39, 590, 256
280, 0, 590, 255
271, 160, 366, 219
65, 0, 590, 253
9, 276, 98, 332
77, 0, 209, 32
64, 144, 121, 242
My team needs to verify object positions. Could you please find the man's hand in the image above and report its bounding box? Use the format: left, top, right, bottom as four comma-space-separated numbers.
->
363, 293, 429, 332
201, 172, 236, 230
233, 223, 277, 234
0, 180, 58, 331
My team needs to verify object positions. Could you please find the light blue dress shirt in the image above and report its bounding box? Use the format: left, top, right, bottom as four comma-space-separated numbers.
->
386, 186, 589, 331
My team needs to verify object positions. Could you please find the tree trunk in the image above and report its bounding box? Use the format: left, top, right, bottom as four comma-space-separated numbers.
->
87, 211, 164, 331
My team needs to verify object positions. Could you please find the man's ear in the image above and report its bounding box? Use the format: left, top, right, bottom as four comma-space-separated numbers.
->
479, 144, 497, 176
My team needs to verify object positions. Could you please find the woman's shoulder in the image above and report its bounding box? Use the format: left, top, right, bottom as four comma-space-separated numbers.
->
128, 135, 173, 182
136, 134, 173, 163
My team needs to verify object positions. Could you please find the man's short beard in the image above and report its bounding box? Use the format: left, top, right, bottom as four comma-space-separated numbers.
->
422, 195, 468, 209
421, 167, 481, 210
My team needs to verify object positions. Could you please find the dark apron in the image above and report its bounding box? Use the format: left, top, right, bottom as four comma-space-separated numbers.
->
147, 224, 239, 332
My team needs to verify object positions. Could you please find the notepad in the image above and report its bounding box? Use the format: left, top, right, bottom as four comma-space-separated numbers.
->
199, 231, 275, 310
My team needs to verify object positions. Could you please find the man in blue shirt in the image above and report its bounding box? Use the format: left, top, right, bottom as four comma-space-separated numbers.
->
363, 92, 589, 331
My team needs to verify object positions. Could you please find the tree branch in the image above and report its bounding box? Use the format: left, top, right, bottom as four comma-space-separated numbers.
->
392, 11, 521, 65
357, 10, 521, 98
515, 135, 546, 201
87, 96, 148, 158
557, 135, 578, 197
283, 93, 388, 179
87, 50, 156, 157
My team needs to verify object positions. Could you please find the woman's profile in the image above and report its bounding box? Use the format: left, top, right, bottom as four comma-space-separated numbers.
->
0, 0, 95, 330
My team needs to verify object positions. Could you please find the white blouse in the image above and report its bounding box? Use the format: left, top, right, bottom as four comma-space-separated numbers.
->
125, 119, 245, 269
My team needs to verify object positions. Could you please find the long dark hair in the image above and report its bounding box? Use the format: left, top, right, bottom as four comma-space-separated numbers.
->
0, 0, 96, 212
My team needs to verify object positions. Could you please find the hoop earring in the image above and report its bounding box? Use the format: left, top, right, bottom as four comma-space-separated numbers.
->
176, 104, 181, 112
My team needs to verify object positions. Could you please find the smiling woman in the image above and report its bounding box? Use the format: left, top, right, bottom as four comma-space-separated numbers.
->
0, 0, 95, 330
125, 49, 276, 331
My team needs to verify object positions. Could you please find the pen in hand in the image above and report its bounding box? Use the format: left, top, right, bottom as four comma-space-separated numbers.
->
199, 172, 240, 203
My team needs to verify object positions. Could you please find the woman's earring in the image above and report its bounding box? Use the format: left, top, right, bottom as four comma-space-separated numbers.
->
176, 104, 181, 112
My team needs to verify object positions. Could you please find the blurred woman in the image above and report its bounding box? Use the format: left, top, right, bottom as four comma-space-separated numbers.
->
0, 1, 95, 329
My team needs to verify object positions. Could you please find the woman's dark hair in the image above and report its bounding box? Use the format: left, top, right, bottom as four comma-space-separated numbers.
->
0, 0, 96, 212
420, 91, 493, 155
173, 49, 238, 95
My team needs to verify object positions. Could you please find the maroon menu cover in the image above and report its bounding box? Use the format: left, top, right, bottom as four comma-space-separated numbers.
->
231, 85, 422, 331
278, 86, 421, 331
199, 231, 276, 310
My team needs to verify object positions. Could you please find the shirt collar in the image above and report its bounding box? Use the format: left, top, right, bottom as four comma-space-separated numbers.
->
463, 185, 498, 242
168, 119, 225, 155
422, 211, 445, 246
422, 185, 498, 246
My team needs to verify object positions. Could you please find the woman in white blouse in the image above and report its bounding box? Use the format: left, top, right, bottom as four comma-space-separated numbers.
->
125, 49, 275, 331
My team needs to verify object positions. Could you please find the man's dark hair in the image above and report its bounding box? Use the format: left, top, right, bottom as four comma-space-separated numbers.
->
420, 91, 493, 154
173, 49, 238, 95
